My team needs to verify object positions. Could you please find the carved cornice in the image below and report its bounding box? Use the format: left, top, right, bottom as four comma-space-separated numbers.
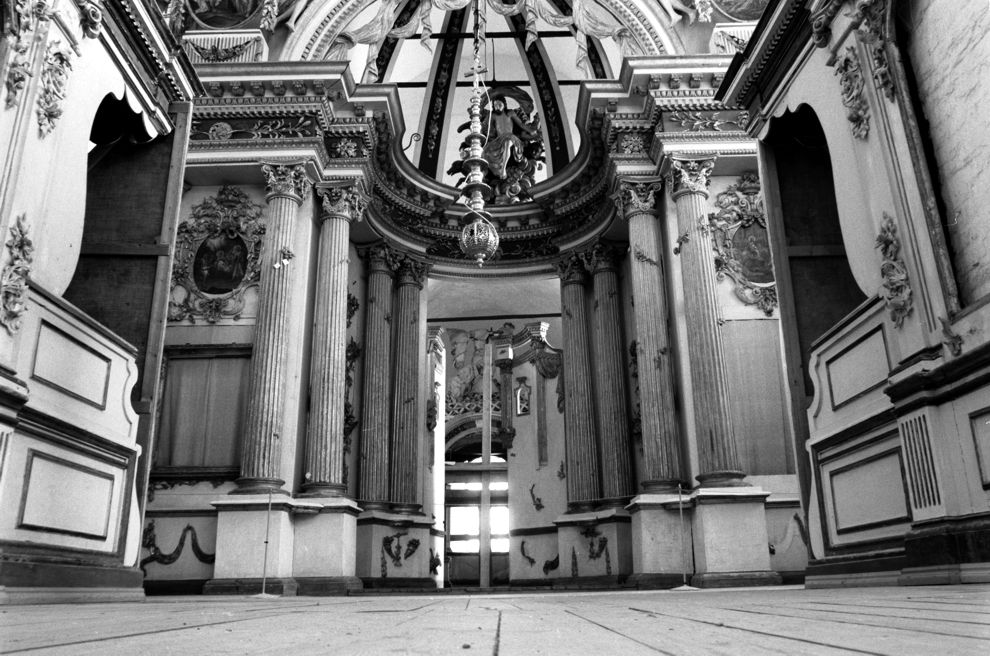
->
261, 163, 310, 203
555, 252, 588, 285
318, 183, 366, 223
612, 179, 663, 220
666, 157, 716, 199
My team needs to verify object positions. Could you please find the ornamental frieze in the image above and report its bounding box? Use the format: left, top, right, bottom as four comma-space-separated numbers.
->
665, 110, 750, 132
168, 186, 266, 324
190, 116, 318, 141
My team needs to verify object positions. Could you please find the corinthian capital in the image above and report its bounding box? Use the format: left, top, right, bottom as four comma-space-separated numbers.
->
585, 240, 621, 274
612, 179, 663, 221
319, 183, 366, 223
555, 252, 588, 285
666, 157, 716, 200
395, 255, 429, 288
261, 163, 310, 204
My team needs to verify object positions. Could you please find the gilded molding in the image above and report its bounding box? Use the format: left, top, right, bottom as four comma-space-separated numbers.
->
319, 184, 366, 223
666, 157, 716, 199
261, 163, 310, 203
36, 41, 73, 138
835, 46, 870, 139
875, 213, 913, 328
1, 214, 34, 335
612, 179, 663, 220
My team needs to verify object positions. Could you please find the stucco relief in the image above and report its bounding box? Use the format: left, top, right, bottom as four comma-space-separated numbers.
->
168, 186, 266, 323
834, 45, 870, 140
875, 212, 913, 328
710, 173, 777, 316
1, 214, 34, 335
36, 41, 73, 138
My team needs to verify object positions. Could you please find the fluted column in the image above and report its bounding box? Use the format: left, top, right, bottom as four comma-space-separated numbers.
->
235, 163, 310, 494
301, 184, 366, 496
557, 253, 600, 510
390, 256, 428, 513
667, 156, 744, 486
614, 179, 681, 492
587, 241, 634, 503
358, 243, 399, 508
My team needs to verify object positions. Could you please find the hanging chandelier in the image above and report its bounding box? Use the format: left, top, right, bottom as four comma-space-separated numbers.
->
458, 0, 499, 267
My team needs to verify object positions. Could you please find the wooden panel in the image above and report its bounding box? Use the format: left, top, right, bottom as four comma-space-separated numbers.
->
18, 450, 115, 540
970, 406, 990, 489
32, 321, 111, 409
825, 325, 888, 409
829, 449, 910, 534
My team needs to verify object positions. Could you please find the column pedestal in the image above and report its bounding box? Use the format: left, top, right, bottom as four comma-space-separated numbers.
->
292, 498, 363, 595
553, 508, 633, 584
689, 487, 780, 588
205, 496, 298, 596
355, 510, 437, 588
626, 494, 693, 588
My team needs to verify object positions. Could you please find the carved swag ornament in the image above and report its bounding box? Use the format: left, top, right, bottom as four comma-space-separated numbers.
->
168, 186, 266, 323
710, 173, 778, 315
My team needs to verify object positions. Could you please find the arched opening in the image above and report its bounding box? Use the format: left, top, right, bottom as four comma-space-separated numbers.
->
762, 104, 867, 511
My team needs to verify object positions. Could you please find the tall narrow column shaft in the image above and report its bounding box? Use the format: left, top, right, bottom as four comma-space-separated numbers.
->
667, 157, 744, 486
587, 242, 634, 502
235, 163, 309, 494
358, 244, 398, 508
390, 256, 427, 513
302, 184, 365, 496
614, 179, 682, 491
557, 253, 600, 510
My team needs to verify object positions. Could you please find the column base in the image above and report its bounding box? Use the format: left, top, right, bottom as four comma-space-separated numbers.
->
359, 577, 437, 590
554, 508, 633, 578
298, 483, 347, 497
626, 494, 693, 578
295, 576, 364, 595
696, 471, 747, 487
230, 478, 289, 495
626, 573, 691, 589
203, 577, 298, 596
691, 571, 782, 588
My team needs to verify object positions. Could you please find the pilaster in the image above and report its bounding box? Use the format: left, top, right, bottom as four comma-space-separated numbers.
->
556, 253, 599, 510
358, 243, 399, 509
301, 183, 365, 497
234, 162, 310, 494
666, 156, 744, 486
586, 241, 634, 504
390, 255, 428, 513
613, 179, 681, 491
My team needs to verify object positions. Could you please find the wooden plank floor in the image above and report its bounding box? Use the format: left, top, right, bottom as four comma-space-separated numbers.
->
1, 585, 988, 655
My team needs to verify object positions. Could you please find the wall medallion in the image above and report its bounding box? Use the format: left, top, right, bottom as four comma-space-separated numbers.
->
169, 186, 265, 323
710, 173, 777, 316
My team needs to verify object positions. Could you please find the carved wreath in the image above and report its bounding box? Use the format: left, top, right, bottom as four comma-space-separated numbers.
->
168, 186, 265, 323
710, 173, 778, 316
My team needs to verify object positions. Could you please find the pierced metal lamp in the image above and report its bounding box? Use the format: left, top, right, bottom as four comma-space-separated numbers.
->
458, 0, 499, 267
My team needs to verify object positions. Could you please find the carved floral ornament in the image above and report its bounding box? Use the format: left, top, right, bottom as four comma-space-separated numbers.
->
612, 180, 663, 220
666, 157, 716, 199
875, 212, 913, 328
36, 41, 73, 138
261, 163, 310, 202
835, 46, 870, 140
319, 184, 366, 223
709, 173, 778, 316
168, 186, 266, 324
1, 214, 35, 335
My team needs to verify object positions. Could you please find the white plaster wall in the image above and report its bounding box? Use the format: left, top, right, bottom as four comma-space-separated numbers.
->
906, 0, 990, 305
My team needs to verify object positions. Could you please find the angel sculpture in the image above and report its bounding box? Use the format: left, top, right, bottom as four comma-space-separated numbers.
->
447, 87, 545, 204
